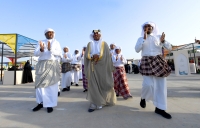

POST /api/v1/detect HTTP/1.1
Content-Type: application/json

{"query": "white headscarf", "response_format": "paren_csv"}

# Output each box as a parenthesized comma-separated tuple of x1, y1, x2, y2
(44, 28, 56, 39)
(63, 46, 70, 52)
(73, 49, 80, 56)
(114, 46, 122, 55)
(141, 21, 159, 36)
(44, 28, 56, 41)
(89, 29, 102, 41)
(44, 28, 54, 34)
(110, 43, 116, 46)
(89, 29, 103, 55)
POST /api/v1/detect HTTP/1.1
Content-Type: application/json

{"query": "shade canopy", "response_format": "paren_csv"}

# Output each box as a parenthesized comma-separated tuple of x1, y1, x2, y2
(0, 34, 38, 58)
(172, 43, 200, 51)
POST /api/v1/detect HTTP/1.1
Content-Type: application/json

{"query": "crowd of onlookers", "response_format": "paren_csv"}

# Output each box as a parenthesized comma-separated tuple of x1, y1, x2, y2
(124, 62, 139, 74)
(167, 60, 175, 71)
(0, 63, 34, 71)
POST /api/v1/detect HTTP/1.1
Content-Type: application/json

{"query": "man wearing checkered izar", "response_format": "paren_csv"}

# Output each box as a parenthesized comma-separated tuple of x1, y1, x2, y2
(135, 22, 172, 119)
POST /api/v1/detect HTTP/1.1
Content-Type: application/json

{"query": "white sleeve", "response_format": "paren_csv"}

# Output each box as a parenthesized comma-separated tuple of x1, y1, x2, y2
(112, 55, 117, 64)
(135, 37, 145, 53)
(162, 40, 172, 50)
(77, 55, 82, 61)
(62, 54, 73, 63)
(34, 42, 43, 56)
(121, 56, 127, 64)
(158, 35, 172, 50)
(50, 41, 62, 56)
(117, 55, 127, 64)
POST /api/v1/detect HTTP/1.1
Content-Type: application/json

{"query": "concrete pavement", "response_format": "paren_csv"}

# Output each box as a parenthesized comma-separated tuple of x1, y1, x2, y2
(0, 73, 199, 128)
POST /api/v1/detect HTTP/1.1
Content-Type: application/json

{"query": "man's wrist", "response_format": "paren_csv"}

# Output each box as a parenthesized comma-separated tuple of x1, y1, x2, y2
(161, 40, 165, 43)
(143, 38, 146, 42)
(40, 48, 44, 52)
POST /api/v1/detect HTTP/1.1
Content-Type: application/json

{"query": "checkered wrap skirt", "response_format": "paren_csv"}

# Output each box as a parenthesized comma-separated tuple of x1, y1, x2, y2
(71, 64, 81, 71)
(82, 65, 88, 89)
(113, 66, 132, 99)
(61, 62, 72, 73)
(140, 55, 171, 77)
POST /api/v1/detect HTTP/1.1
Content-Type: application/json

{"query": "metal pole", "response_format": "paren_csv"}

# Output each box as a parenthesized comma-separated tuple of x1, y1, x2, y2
(31, 56, 32, 65)
(1, 44, 4, 81)
(14, 34, 18, 85)
(192, 43, 197, 73)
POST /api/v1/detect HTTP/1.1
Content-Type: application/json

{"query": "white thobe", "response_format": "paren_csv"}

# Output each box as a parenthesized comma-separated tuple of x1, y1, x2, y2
(55, 53, 62, 92)
(71, 54, 81, 84)
(61, 52, 73, 89)
(110, 49, 115, 56)
(89, 40, 102, 57)
(135, 34, 172, 110)
(112, 54, 127, 67)
(79, 58, 83, 79)
(79, 54, 85, 79)
(34, 39, 62, 107)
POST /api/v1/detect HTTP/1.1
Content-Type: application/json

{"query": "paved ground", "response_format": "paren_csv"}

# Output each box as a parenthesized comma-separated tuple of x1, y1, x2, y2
(0, 73, 199, 128)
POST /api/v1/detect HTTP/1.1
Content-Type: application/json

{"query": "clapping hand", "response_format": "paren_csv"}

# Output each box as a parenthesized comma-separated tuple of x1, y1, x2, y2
(120, 55, 123, 61)
(47, 41, 51, 51)
(93, 54, 99, 65)
(64, 54, 67, 58)
(144, 27, 148, 40)
(160, 32, 165, 43)
(39, 41, 44, 52)
(116, 55, 118, 61)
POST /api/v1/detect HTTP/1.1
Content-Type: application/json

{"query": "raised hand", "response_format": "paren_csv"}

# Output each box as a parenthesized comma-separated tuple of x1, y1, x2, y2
(47, 41, 51, 51)
(81, 49, 85, 57)
(160, 32, 165, 43)
(39, 41, 44, 52)
(120, 55, 123, 61)
(64, 54, 67, 58)
(144, 27, 148, 39)
(116, 55, 118, 61)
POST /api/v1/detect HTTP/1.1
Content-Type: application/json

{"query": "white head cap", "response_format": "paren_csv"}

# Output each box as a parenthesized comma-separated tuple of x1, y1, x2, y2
(44, 28, 55, 38)
(73, 49, 79, 55)
(115, 46, 121, 50)
(141, 21, 159, 36)
(44, 28, 55, 34)
(110, 43, 116, 46)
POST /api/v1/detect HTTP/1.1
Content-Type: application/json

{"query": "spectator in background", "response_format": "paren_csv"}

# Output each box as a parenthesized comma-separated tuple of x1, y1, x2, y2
(22, 60, 33, 83)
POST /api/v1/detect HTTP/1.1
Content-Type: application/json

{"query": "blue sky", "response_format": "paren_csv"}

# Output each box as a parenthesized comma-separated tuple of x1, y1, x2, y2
(1, 0, 200, 62)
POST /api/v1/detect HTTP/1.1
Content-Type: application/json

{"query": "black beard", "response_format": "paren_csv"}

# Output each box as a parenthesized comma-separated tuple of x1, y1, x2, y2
(147, 31, 151, 34)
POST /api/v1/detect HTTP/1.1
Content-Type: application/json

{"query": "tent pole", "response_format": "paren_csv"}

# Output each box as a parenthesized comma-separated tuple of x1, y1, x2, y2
(1, 43, 4, 81)
(31, 56, 32, 65)
(192, 43, 197, 73)
(14, 34, 18, 85)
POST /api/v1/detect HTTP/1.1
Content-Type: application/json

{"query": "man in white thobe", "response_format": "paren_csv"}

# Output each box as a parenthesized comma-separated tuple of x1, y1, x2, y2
(55, 49, 62, 96)
(110, 43, 116, 56)
(71, 50, 81, 86)
(135, 22, 172, 119)
(33, 28, 62, 113)
(61, 46, 73, 91)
